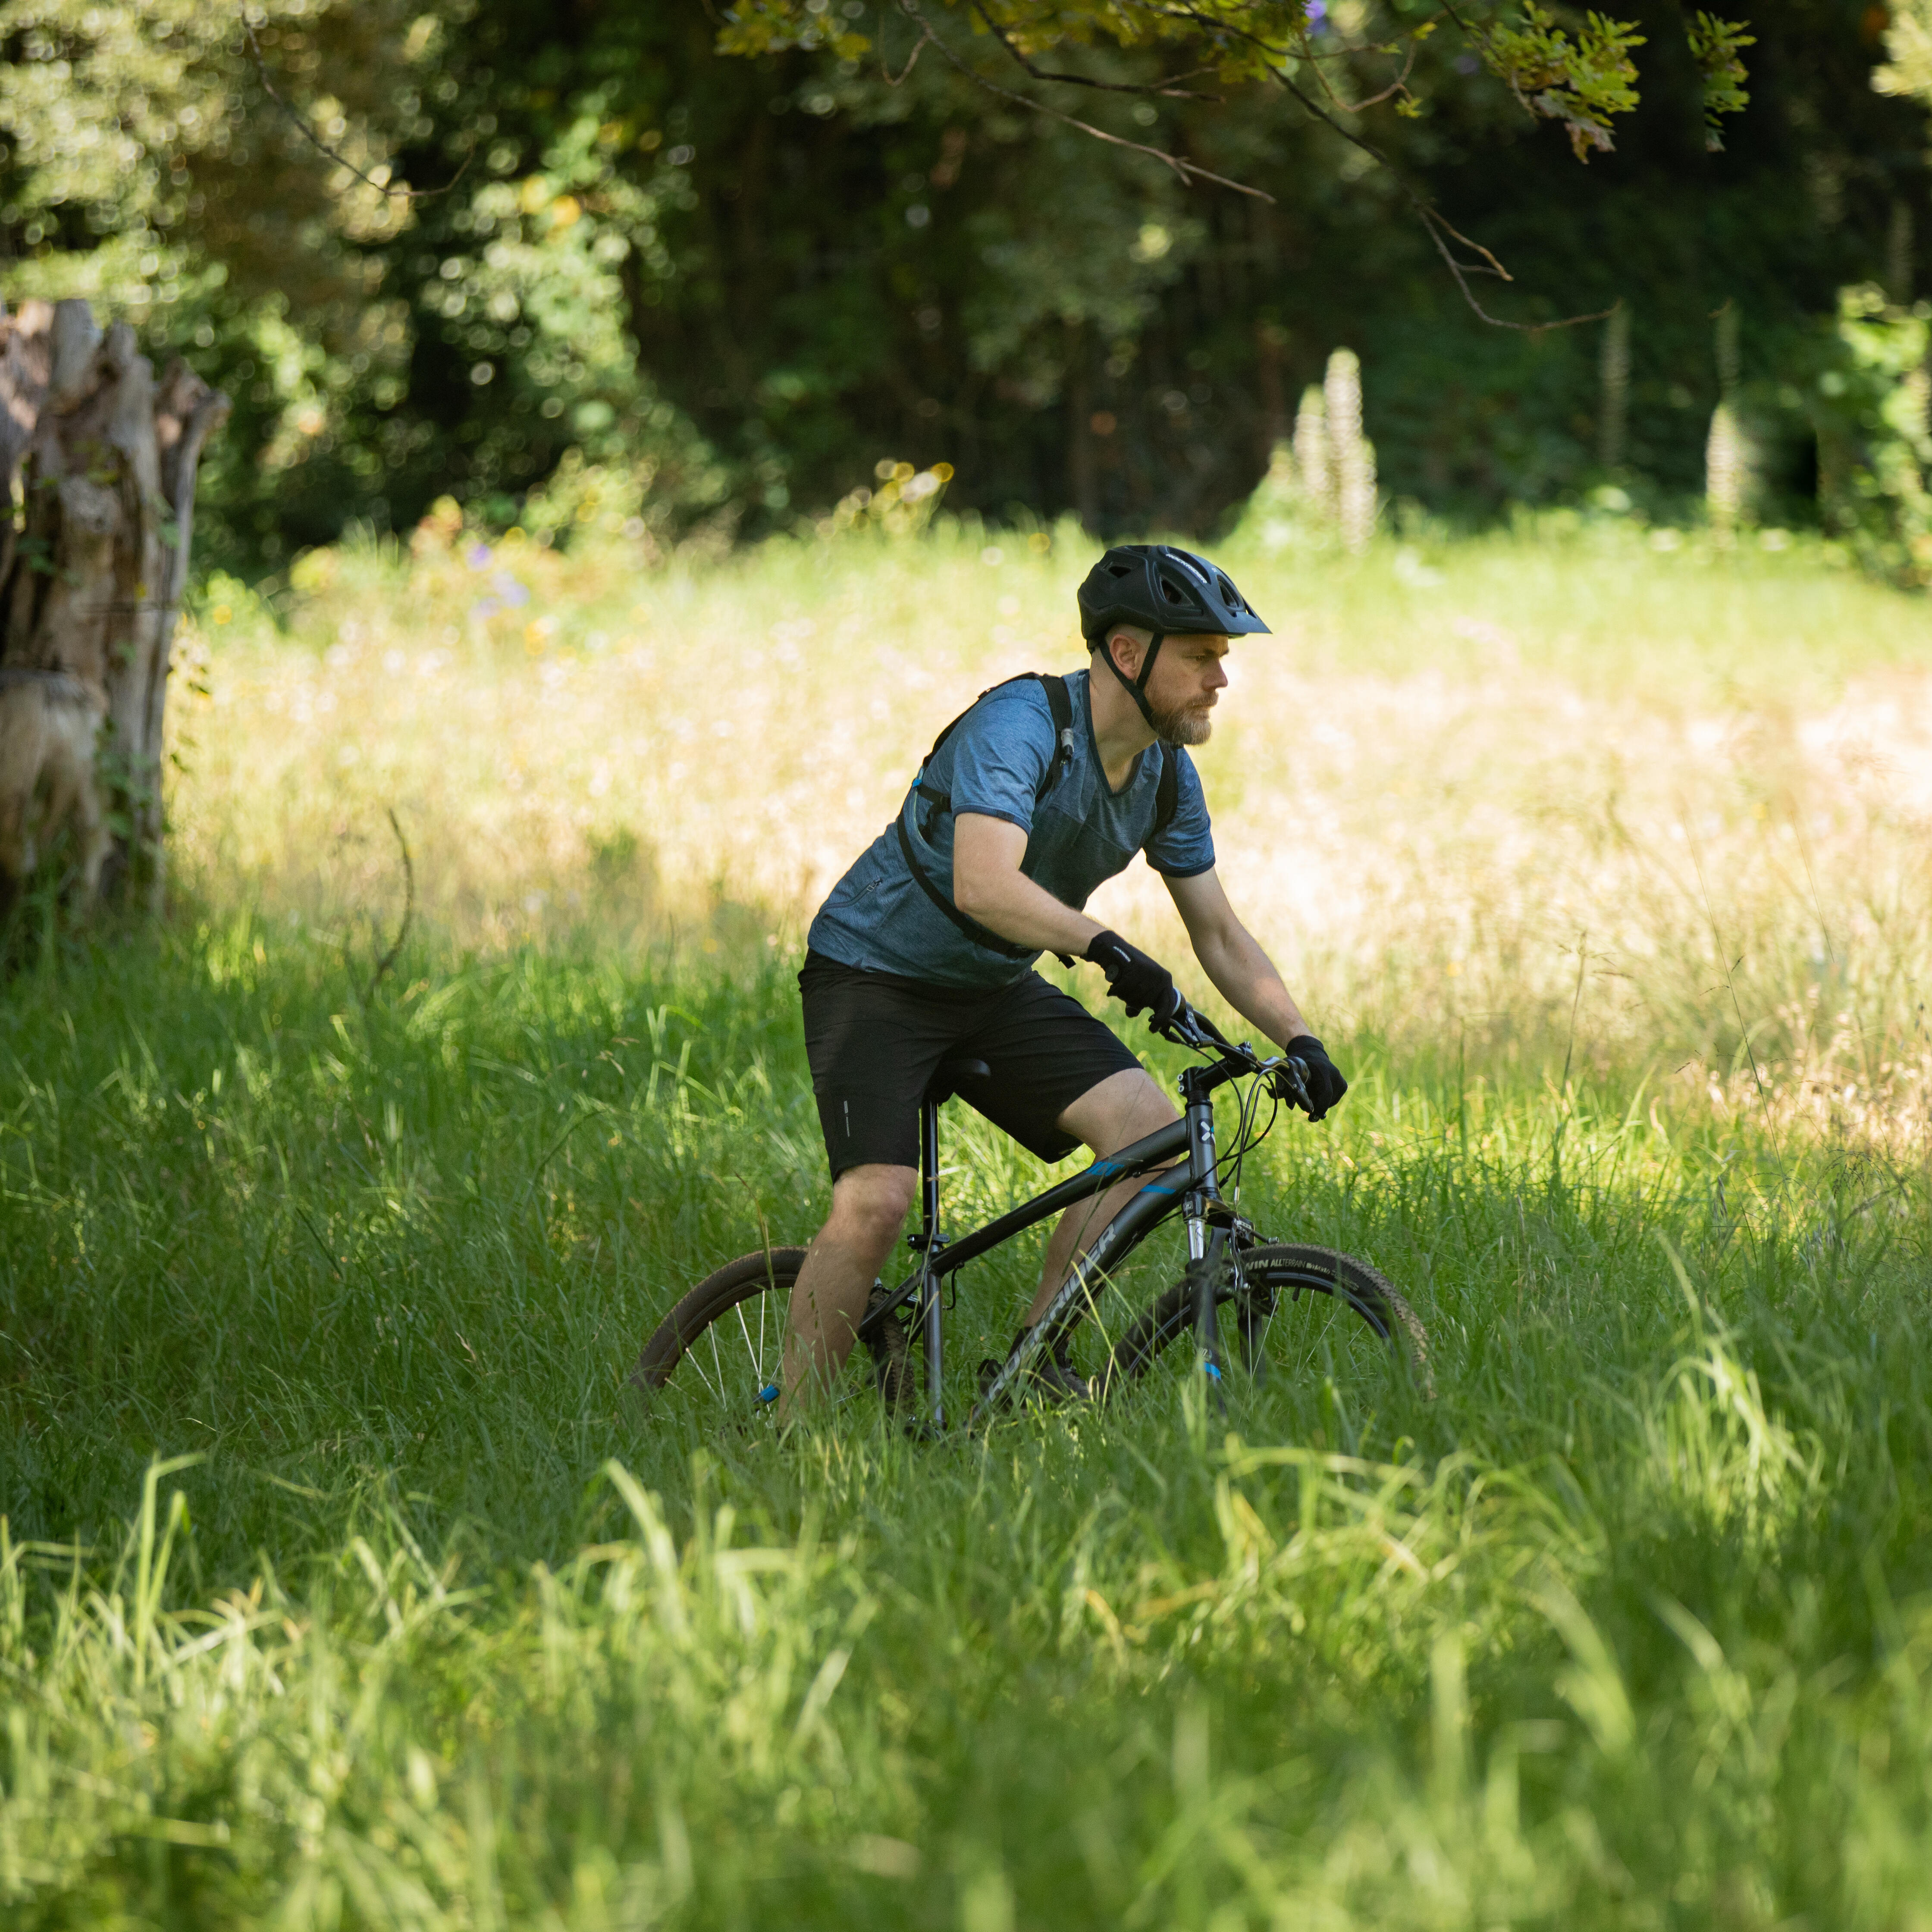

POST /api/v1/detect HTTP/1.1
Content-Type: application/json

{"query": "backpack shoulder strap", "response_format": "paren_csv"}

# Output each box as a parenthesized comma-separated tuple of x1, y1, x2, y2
(1152, 741, 1180, 842)
(1035, 673, 1076, 802)
(895, 672, 1079, 962)
(894, 814, 1034, 960)
(920, 671, 1050, 768)
(914, 671, 1077, 819)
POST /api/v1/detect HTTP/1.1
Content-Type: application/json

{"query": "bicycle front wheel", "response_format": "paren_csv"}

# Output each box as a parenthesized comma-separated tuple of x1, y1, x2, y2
(1098, 1243, 1432, 1400)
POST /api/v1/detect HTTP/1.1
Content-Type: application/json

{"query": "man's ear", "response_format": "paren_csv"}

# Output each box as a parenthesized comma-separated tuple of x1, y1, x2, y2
(1104, 628, 1142, 679)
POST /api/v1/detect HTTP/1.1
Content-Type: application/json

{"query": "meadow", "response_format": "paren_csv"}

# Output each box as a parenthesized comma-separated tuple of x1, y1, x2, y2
(5, 507, 1932, 1927)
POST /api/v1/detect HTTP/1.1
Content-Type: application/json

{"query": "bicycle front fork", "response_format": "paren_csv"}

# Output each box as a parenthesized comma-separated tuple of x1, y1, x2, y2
(1186, 1202, 1229, 1405)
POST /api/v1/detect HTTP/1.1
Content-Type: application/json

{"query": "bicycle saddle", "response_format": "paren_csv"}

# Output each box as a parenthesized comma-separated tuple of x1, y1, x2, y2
(925, 1057, 991, 1105)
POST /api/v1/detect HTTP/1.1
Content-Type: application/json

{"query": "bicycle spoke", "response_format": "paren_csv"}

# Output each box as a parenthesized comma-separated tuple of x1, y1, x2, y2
(686, 1336, 724, 1406)
(734, 1301, 762, 1378)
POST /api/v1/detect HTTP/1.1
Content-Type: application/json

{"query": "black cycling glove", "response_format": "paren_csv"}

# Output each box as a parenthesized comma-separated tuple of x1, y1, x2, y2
(1083, 929, 1183, 1028)
(1279, 1035, 1348, 1120)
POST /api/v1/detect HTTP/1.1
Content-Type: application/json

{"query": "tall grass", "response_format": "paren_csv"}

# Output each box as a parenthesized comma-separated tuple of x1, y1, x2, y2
(3, 519, 1932, 1924)
(177, 513, 1932, 1137)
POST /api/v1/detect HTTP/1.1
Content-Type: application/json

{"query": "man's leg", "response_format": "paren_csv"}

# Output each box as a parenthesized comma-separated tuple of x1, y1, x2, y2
(780, 1161, 917, 1416)
(1023, 1067, 1179, 1327)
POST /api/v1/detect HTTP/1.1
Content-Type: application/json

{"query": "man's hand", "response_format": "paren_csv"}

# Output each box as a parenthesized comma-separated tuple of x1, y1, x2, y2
(1084, 929, 1183, 1028)
(1280, 1035, 1348, 1120)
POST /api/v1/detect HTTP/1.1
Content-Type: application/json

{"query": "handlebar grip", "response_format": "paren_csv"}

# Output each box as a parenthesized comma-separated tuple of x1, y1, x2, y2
(1273, 1055, 1315, 1116)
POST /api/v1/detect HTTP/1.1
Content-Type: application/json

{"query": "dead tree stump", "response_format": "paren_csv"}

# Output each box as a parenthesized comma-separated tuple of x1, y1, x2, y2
(0, 297, 229, 915)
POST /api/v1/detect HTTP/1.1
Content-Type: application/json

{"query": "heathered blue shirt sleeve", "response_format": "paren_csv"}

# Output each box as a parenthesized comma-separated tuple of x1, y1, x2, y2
(1143, 747, 1216, 878)
(942, 684, 1058, 834)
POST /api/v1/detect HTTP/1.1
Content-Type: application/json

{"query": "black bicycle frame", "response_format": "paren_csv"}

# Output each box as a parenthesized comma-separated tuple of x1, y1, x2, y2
(865, 1054, 1252, 1430)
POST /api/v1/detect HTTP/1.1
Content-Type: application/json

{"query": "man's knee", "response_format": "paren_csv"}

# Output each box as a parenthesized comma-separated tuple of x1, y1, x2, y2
(826, 1163, 917, 1248)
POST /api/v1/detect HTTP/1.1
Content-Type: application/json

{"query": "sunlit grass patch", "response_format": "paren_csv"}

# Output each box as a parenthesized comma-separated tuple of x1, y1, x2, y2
(171, 515, 1932, 1148)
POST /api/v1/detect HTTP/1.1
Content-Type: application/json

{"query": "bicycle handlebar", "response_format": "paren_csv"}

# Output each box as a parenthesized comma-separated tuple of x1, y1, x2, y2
(1153, 999, 1315, 1117)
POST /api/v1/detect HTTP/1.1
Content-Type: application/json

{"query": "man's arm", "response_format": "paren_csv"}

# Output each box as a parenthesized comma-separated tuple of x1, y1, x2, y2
(1164, 867, 1311, 1048)
(952, 814, 1101, 956)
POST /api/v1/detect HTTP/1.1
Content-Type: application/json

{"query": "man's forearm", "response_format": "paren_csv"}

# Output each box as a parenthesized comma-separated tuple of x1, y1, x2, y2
(955, 864, 1103, 957)
(1194, 927, 1310, 1048)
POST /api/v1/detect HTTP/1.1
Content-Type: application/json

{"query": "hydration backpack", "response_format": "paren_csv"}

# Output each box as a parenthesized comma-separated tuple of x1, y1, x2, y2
(894, 672, 1179, 961)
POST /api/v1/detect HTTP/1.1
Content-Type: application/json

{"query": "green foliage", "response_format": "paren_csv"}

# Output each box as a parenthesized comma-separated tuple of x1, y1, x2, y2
(715, 0, 1753, 160)
(1875, 0, 1932, 102)
(1812, 285, 1932, 587)
(1686, 11, 1756, 152)
(0, 0, 1921, 574)
(1473, 3, 1644, 160)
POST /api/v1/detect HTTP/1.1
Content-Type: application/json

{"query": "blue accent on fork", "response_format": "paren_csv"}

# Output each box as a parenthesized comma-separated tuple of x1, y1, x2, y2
(757, 1383, 781, 1404)
(1204, 1362, 1222, 1381)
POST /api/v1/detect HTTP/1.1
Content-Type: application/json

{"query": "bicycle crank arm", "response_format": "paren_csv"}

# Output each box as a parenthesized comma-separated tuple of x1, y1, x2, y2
(855, 1271, 923, 1343)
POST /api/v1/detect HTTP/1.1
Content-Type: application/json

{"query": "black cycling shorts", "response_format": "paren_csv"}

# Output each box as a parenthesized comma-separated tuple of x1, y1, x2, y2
(799, 950, 1142, 1178)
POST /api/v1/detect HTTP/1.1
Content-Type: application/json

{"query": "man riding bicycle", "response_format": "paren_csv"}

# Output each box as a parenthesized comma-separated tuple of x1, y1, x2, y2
(782, 544, 1348, 1411)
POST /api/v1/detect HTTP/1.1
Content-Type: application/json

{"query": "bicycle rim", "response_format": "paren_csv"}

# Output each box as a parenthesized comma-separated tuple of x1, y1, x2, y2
(627, 1247, 809, 1428)
(1098, 1242, 1432, 1399)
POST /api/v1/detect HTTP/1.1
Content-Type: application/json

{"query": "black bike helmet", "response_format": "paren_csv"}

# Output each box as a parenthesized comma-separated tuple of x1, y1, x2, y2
(1076, 544, 1270, 733)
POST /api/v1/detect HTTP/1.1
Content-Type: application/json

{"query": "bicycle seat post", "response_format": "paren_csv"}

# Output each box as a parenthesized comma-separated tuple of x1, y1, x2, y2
(918, 1092, 941, 1255)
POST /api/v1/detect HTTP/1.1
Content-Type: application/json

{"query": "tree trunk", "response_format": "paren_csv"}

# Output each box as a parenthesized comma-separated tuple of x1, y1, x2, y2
(0, 298, 229, 913)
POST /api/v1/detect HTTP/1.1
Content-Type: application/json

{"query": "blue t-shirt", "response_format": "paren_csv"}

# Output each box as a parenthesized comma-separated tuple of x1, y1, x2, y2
(808, 669, 1216, 990)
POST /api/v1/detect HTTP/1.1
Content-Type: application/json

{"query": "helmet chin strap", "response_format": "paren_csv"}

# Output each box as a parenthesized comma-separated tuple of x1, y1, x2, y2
(1101, 630, 1167, 737)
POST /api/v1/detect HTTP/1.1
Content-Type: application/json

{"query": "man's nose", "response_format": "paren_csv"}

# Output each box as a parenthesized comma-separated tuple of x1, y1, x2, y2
(1206, 661, 1229, 690)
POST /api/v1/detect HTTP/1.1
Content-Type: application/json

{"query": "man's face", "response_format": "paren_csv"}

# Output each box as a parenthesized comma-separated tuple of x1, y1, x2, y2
(1113, 630, 1230, 745)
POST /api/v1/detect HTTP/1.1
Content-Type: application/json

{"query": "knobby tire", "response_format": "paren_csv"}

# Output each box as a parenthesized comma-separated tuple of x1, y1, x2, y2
(1097, 1242, 1432, 1399)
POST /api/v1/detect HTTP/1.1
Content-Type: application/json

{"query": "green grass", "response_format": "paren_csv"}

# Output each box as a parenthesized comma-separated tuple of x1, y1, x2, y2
(5, 899, 1932, 1929)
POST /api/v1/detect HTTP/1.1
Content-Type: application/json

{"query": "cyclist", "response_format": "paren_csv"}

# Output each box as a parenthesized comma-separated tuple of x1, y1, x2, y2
(781, 543, 1348, 1411)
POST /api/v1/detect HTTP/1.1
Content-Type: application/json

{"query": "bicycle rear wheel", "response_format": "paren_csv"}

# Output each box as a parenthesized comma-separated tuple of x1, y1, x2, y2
(627, 1247, 807, 1426)
(1098, 1242, 1432, 1399)
(628, 1248, 911, 1428)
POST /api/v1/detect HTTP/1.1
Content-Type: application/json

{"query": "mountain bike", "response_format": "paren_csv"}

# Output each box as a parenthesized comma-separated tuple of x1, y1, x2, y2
(628, 1001, 1430, 1431)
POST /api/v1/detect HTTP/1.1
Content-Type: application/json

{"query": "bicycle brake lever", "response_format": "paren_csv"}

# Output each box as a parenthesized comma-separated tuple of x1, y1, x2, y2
(1152, 1001, 1204, 1048)
(1272, 1056, 1315, 1116)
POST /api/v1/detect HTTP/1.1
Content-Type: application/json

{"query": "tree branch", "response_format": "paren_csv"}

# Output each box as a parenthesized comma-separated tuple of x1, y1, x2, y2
(240, 9, 472, 202)
(365, 808, 415, 1002)
(969, 1, 1223, 99)
(883, 16, 935, 84)
(897, 0, 1273, 201)
(1143, 0, 1611, 331)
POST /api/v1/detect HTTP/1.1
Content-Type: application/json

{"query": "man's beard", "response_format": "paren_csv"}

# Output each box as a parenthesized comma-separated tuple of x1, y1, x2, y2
(1151, 696, 1214, 745)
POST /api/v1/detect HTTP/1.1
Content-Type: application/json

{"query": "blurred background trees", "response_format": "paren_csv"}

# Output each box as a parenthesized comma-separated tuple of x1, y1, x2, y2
(2, 0, 1928, 575)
